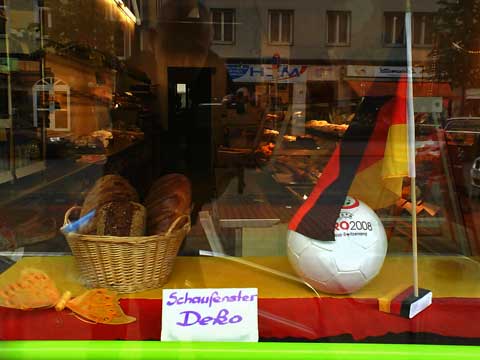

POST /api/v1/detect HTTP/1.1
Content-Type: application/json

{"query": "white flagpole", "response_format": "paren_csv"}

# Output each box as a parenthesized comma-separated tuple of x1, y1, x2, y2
(405, 0, 419, 297)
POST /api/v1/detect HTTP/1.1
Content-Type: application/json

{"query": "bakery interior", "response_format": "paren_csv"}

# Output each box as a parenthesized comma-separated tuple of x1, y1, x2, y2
(0, 0, 479, 271)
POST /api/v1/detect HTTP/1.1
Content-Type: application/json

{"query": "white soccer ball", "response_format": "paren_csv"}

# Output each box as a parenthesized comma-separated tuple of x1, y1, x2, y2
(287, 196, 387, 294)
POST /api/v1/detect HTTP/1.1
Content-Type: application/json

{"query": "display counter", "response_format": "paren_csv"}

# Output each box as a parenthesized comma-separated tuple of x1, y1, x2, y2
(1, 255, 479, 343)
(0, 136, 143, 208)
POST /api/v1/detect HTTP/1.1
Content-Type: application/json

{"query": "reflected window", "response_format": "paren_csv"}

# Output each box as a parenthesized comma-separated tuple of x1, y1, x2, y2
(413, 13, 435, 46)
(327, 11, 350, 46)
(0, 73, 7, 119)
(34, 0, 52, 33)
(176, 83, 187, 110)
(268, 10, 293, 45)
(211, 8, 235, 44)
(384, 12, 405, 46)
(114, 22, 131, 59)
(0, 1, 6, 54)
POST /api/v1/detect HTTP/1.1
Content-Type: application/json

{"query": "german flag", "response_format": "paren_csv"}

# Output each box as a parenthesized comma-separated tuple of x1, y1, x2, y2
(289, 80, 408, 241)
(379, 286, 433, 318)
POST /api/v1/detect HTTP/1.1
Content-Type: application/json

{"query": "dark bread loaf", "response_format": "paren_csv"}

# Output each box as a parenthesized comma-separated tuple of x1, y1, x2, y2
(145, 174, 191, 235)
(96, 201, 146, 236)
(145, 174, 191, 207)
(80, 175, 139, 234)
(147, 210, 189, 235)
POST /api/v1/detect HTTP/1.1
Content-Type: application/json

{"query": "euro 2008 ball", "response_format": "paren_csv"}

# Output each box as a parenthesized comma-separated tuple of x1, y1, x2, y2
(287, 196, 387, 294)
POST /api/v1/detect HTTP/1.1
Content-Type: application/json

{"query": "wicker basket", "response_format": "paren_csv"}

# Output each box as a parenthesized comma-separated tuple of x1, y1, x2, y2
(62, 206, 190, 293)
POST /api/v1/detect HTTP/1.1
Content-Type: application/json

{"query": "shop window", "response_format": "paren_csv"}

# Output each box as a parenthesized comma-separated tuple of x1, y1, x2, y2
(413, 12, 435, 46)
(34, 1, 52, 30)
(156, 0, 164, 17)
(138, 0, 145, 23)
(0, 6, 5, 35)
(0, 73, 8, 119)
(327, 11, 350, 46)
(268, 10, 293, 45)
(211, 9, 235, 44)
(114, 22, 131, 60)
(384, 12, 405, 46)
(0, 6, 6, 55)
(104, 0, 114, 20)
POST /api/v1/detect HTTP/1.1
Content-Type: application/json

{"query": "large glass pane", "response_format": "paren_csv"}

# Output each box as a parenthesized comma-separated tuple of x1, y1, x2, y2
(212, 10, 222, 41)
(223, 10, 234, 42)
(339, 12, 348, 44)
(395, 13, 405, 44)
(270, 11, 279, 42)
(0, 73, 7, 119)
(384, 13, 394, 44)
(424, 14, 434, 45)
(1, 0, 480, 354)
(413, 14, 422, 44)
(327, 13, 336, 44)
(281, 11, 291, 43)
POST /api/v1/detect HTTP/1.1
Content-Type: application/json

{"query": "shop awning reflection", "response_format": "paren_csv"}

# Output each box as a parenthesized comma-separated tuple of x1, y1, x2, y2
(348, 81, 453, 98)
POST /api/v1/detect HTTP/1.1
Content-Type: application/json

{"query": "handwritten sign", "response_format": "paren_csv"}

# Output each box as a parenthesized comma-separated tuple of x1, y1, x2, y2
(161, 288, 258, 342)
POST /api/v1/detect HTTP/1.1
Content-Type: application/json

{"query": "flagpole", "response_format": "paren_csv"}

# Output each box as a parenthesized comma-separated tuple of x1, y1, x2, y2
(405, 0, 419, 297)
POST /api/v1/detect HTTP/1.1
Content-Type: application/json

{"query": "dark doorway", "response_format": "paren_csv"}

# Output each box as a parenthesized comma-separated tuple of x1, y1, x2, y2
(306, 81, 336, 120)
(165, 67, 214, 222)
(167, 67, 212, 174)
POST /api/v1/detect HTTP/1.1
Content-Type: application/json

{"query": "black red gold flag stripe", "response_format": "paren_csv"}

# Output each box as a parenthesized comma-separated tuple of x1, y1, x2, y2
(289, 80, 408, 241)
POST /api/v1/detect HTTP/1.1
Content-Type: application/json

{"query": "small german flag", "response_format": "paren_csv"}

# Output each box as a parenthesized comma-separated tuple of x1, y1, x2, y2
(379, 286, 433, 318)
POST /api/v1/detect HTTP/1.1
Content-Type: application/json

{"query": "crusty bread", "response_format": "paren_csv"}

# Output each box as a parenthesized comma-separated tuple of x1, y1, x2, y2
(96, 201, 146, 237)
(80, 175, 139, 234)
(145, 174, 191, 235)
(146, 174, 191, 207)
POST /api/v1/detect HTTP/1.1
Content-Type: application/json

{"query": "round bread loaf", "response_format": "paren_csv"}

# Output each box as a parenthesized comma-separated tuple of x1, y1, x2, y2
(147, 210, 188, 235)
(80, 175, 139, 234)
(146, 174, 191, 205)
(96, 201, 146, 237)
(81, 175, 138, 215)
(145, 174, 192, 235)
(146, 193, 190, 215)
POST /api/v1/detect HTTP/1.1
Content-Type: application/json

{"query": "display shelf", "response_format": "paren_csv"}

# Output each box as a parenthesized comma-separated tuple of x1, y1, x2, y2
(1, 255, 480, 343)
(273, 148, 329, 156)
(0, 162, 90, 208)
(0, 170, 13, 185)
(15, 161, 46, 179)
(0, 138, 143, 208)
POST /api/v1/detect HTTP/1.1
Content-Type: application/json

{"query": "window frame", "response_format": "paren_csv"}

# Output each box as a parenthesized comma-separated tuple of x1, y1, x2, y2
(113, 22, 132, 60)
(211, 8, 236, 45)
(33, 1, 53, 30)
(268, 9, 294, 46)
(383, 11, 405, 47)
(0, 3, 6, 46)
(412, 12, 435, 47)
(326, 10, 351, 47)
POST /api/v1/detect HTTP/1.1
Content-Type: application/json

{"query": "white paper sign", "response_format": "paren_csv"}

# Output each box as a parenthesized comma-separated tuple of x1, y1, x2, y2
(161, 288, 258, 342)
